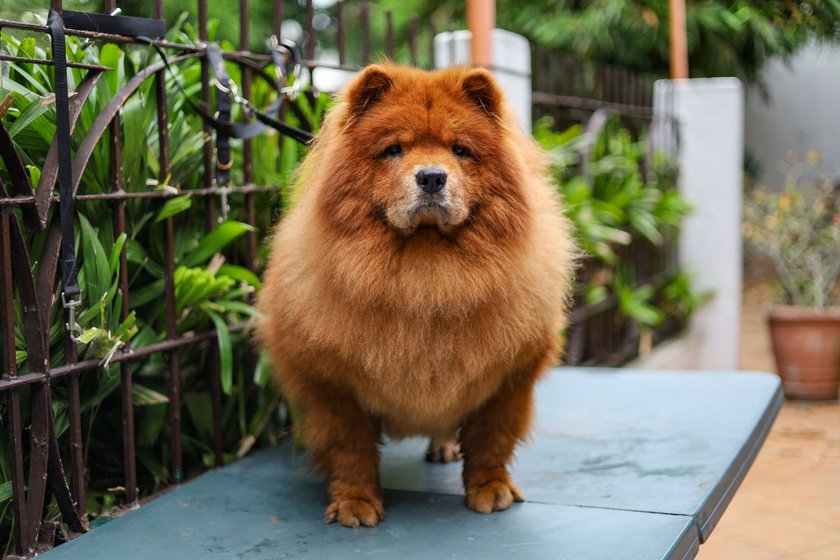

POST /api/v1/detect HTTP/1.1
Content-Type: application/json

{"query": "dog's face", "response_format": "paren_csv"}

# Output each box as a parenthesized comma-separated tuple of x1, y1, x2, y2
(320, 65, 525, 238)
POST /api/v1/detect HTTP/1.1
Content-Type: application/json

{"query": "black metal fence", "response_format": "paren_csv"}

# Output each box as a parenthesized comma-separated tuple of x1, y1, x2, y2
(532, 47, 656, 128)
(0, 3, 674, 557)
(530, 47, 681, 367)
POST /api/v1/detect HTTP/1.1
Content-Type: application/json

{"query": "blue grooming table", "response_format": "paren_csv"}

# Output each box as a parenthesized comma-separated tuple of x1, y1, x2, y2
(40, 368, 782, 560)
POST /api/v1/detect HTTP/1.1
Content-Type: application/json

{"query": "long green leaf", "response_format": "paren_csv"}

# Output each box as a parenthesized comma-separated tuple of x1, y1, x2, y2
(0, 480, 12, 503)
(217, 264, 262, 290)
(155, 195, 192, 223)
(132, 384, 169, 406)
(206, 310, 233, 395)
(78, 214, 111, 310)
(182, 221, 255, 267)
(109, 233, 127, 277)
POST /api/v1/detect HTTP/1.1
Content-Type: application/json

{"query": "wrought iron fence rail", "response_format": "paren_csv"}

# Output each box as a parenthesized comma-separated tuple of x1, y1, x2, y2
(531, 91, 654, 119)
(0, 183, 282, 207)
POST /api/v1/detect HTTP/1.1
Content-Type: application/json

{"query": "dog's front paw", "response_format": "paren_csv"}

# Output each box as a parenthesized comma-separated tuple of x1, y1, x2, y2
(324, 496, 385, 528)
(465, 475, 524, 514)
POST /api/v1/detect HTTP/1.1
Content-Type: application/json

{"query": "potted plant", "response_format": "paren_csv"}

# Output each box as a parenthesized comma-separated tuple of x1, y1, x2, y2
(743, 181, 840, 399)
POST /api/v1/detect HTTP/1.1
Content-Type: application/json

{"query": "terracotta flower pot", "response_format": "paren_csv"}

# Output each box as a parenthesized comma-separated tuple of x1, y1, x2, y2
(767, 306, 840, 400)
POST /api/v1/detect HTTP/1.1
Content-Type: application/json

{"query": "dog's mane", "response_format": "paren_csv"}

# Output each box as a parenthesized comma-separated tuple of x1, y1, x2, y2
(257, 66, 576, 414)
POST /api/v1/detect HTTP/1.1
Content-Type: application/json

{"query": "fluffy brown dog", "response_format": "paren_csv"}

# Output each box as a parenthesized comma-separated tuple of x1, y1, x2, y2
(257, 64, 575, 528)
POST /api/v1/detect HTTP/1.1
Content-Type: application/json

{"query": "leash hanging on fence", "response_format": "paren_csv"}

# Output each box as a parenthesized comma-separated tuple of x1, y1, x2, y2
(136, 38, 314, 145)
(47, 9, 167, 340)
(59, 8, 314, 169)
(204, 39, 312, 185)
(133, 35, 314, 195)
(47, 9, 82, 338)
(45, 9, 313, 333)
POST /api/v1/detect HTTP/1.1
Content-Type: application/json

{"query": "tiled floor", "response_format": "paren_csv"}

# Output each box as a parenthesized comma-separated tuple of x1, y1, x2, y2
(697, 284, 840, 559)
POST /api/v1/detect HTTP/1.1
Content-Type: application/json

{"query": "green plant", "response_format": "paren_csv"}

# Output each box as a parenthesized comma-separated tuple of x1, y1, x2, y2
(536, 115, 699, 337)
(614, 271, 664, 328)
(380, 0, 840, 86)
(743, 179, 840, 308)
(537, 116, 690, 264)
(661, 271, 711, 320)
(0, 13, 328, 552)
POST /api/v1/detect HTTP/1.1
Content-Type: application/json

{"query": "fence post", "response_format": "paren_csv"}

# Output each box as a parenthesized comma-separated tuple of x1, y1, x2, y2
(434, 29, 532, 134)
(650, 78, 744, 370)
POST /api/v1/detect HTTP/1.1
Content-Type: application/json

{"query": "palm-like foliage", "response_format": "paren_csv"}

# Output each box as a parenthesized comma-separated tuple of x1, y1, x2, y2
(379, 0, 840, 84)
(0, 14, 328, 552)
(536, 115, 699, 332)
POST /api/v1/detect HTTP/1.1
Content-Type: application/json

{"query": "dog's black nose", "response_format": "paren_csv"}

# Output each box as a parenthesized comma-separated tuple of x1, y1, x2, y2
(415, 167, 447, 194)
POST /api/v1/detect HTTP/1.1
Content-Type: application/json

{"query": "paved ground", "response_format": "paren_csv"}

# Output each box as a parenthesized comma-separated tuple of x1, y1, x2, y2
(697, 283, 840, 559)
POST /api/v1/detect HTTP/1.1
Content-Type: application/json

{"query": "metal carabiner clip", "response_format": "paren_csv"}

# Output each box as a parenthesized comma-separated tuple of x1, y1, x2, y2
(213, 76, 238, 97)
(62, 292, 83, 343)
(268, 35, 304, 101)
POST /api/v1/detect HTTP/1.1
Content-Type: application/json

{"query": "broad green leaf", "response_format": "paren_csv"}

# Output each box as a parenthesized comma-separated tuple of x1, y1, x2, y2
(182, 221, 255, 267)
(76, 327, 107, 345)
(129, 278, 165, 309)
(26, 165, 41, 185)
(99, 43, 125, 96)
(215, 300, 259, 318)
(109, 233, 128, 277)
(253, 351, 272, 387)
(155, 195, 192, 223)
(136, 404, 167, 446)
(184, 392, 214, 440)
(0, 480, 12, 503)
(206, 310, 233, 395)
(78, 214, 111, 309)
(217, 264, 262, 290)
(132, 384, 169, 406)
(585, 285, 609, 307)
(7, 98, 52, 138)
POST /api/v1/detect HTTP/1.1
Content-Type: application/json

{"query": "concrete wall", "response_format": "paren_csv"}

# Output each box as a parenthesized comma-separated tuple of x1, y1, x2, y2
(638, 79, 744, 371)
(745, 43, 840, 189)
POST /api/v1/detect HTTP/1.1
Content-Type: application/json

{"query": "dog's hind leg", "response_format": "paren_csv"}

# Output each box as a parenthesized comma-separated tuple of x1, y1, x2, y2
(425, 432, 462, 463)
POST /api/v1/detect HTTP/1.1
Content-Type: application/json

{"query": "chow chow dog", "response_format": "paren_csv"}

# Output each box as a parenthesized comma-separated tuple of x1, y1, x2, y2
(257, 64, 575, 528)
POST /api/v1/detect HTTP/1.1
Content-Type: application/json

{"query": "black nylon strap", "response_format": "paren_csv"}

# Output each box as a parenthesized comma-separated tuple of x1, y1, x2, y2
(48, 9, 80, 302)
(62, 10, 165, 39)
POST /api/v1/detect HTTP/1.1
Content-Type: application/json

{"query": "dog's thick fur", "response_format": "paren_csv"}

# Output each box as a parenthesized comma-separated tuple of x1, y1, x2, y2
(257, 64, 575, 528)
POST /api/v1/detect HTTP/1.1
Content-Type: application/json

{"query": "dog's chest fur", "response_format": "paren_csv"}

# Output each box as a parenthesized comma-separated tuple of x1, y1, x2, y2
(284, 276, 544, 434)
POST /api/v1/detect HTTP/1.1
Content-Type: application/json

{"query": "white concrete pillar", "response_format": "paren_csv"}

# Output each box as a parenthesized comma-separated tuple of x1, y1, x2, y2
(653, 78, 744, 370)
(434, 29, 532, 133)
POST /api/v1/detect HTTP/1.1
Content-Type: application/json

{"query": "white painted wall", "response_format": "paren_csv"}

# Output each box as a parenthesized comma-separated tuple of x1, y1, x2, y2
(745, 43, 840, 189)
(642, 79, 744, 371)
(434, 29, 532, 133)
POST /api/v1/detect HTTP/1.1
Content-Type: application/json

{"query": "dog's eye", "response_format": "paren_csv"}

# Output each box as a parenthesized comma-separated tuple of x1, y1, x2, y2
(381, 144, 402, 157)
(452, 144, 469, 157)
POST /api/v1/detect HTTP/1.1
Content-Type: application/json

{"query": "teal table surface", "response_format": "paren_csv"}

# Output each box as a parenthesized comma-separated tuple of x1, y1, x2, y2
(40, 368, 782, 560)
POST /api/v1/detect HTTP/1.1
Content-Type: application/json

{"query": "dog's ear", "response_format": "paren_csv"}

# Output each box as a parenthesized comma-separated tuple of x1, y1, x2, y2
(462, 69, 503, 117)
(346, 64, 393, 115)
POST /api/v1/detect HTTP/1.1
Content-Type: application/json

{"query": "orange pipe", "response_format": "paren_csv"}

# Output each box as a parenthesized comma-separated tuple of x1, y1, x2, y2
(467, 0, 495, 67)
(669, 0, 689, 79)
